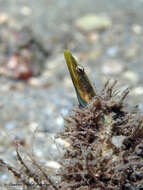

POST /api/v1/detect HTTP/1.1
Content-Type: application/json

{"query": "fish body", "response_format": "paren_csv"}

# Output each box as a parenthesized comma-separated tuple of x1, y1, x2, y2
(64, 50, 96, 107)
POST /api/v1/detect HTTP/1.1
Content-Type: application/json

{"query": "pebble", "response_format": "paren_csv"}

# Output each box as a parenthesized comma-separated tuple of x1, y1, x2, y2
(124, 44, 140, 60)
(55, 138, 70, 147)
(0, 13, 8, 24)
(45, 161, 61, 169)
(0, 53, 33, 80)
(132, 24, 142, 34)
(75, 13, 112, 31)
(102, 60, 123, 74)
(60, 108, 69, 116)
(20, 6, 32, 16)
(28, 76, 51, 88)
(1, 174, 9, 180)
(5, 121, 17, 130)
(87, 32, 99, 43)
(35, 149, 43, 157)
(106, 46, 119, 57)
(28, 77, 42, 87)
(29, 122, 39, 132)
(138, 104, 143, 112)
(88, 49, 101, 60)
(123, 71, 138, 83)
(111, 136, 126, 148)
(131, 86, 143, 95)
(56, 116, 64, 127)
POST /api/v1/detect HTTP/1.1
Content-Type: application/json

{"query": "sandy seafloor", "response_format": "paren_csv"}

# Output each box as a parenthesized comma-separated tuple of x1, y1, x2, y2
(0, 0, 143, 187)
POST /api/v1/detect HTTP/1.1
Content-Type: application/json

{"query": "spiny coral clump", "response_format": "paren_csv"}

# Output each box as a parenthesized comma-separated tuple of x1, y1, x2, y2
(58, 81, 143, 190)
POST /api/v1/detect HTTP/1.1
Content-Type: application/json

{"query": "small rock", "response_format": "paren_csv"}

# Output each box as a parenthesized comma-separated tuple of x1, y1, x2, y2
(0, 53, 33, 80)
(29, 122, 39, 132)
(5, 121, 17, 130)
(28, 77, 42, 87)
(132, 24, 142, 34)
(1, 174, 9, 180)
(55, 138, 70, 147)
(56, 116, 64, 127)
(111, 136, 126, 148)
(106, 46, 119, 57)
(87, 32, 99, 43)
(88, 49, 101, 60)
(45, 161, 61, 169)
(123, 71, 138, 83)
(138, 104, 143, 112)
(75, 13, 112, 31)
(35, 149, 43, 157)
(0, 13, 8, 24)
(28, 77, 51, 88)
(78, 53, 89, 61)
(20, 6, 32, 16)
(131, 86, 143, 95)
(60, 108, 69, 116)
(124, 44, 140, 60)
(102, 60, 123, 74)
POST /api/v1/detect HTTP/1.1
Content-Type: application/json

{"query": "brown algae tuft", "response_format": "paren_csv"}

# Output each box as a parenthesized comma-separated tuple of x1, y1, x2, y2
(58, 51, 143, 190)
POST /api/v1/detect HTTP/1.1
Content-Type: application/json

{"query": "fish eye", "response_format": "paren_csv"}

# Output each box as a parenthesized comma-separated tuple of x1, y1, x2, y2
(76, 65, 84, 73)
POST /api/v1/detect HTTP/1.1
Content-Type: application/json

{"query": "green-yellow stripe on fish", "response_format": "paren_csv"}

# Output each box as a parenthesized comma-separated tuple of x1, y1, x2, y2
(64, 50, 96, 107)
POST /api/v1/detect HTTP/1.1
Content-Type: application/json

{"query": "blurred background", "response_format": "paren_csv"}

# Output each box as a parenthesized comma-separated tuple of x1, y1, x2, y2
(0, 0, 143, 184)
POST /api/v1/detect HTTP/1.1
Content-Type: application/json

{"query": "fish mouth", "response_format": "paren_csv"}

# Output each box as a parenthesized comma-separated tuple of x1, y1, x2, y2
(64, 50, 96, 107)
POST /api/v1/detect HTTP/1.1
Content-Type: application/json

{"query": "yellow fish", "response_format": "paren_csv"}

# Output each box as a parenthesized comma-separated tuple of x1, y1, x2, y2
(64, 50, 96, 107)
